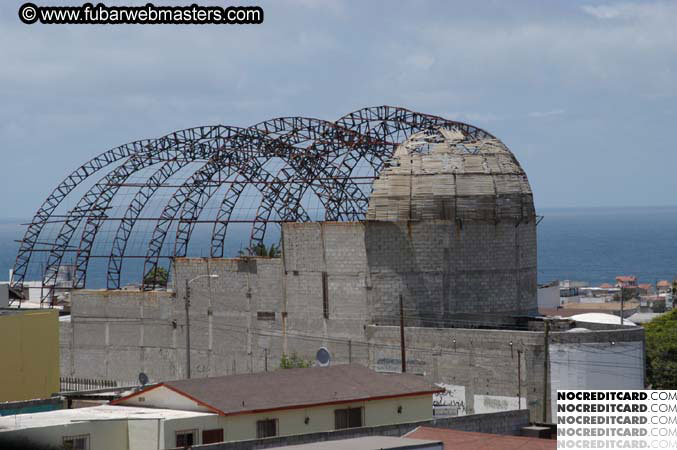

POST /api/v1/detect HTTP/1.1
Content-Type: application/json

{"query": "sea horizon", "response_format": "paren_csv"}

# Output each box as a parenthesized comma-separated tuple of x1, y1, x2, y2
(1, 204, 676, 287)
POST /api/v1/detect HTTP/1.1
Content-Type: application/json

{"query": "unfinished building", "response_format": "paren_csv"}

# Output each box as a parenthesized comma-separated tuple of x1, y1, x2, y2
(13, 106, 644, 423)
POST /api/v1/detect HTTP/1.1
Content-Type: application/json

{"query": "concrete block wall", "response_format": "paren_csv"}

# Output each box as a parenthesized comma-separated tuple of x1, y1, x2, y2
(364, 220, 537, 324)
(62, 290, 177, 382)
(60, 219, 645, 426)
(62, 219, 535, 383)
(366, 325, 546, 420)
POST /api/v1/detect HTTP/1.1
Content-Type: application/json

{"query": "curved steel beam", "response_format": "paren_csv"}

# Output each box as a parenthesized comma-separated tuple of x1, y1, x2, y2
(174, 146, 312, 260)
(41, 152, 156, 303)
(102, 158, 188, 289)
(245, 117, 381, 244)
(13, 106, 500, 297)
(209, 173, 249, 258)
(45, 126, 227, 299)
(103, 126, 239, 289)
(11, 139, 149, 292)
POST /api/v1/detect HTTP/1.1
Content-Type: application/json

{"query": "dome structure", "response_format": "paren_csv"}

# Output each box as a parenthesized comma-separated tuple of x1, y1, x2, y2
(11, 106, 495, 306)
(367, 127, 535, 223)
(364, 127, 539, 319)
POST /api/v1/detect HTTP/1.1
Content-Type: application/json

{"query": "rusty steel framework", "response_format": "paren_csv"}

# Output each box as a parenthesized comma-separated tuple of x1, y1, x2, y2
(10, 106, 492, 306)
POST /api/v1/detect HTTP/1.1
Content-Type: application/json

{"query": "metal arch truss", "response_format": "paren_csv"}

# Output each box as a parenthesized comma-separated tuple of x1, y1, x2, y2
(10, 106, 492, 306)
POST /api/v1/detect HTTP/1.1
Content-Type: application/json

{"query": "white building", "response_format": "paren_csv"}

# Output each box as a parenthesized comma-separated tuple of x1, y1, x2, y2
(0, 404, 217, 450)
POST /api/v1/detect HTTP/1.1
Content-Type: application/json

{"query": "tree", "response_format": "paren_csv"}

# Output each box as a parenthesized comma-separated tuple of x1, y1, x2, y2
(279, 352, 312, 369)
(239, 242, 281, 258)
(645, 308, 677, 389)
(143, 266, 169, 288)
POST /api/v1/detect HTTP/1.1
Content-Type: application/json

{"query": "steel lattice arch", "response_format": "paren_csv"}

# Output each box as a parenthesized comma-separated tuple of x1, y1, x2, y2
(11, 106, 494, 305)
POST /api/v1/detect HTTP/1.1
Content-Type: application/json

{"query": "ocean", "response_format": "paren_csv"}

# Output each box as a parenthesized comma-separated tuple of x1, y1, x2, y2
(1, 206, 676, 287)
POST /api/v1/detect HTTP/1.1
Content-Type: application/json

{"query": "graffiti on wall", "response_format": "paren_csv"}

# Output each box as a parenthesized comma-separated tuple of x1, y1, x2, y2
(433, 383, 466, 416)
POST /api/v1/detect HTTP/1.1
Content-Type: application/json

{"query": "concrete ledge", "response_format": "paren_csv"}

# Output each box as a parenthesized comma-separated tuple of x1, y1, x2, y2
(195, 409, 529, 449)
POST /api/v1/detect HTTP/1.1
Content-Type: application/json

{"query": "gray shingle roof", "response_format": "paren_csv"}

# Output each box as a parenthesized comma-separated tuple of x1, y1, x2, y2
(131, 364, 441, 415)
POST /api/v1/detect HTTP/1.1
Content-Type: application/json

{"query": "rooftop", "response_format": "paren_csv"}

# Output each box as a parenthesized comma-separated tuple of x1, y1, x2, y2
(405, 426, 556, 450)
(569, 313, 636, 326)
(627, 312, 665, 324)
(0, 404, 214, 432)
(616, 275, 637, 283)
(114, 364, 442, 416)
(274, 436, 442, 450)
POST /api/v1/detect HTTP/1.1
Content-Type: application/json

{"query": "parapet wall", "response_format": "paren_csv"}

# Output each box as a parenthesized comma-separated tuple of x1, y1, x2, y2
(196, 409, 531, 449)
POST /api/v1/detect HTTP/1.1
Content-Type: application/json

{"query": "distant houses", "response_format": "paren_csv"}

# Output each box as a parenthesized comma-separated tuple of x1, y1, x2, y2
(538, 275, 673, 319)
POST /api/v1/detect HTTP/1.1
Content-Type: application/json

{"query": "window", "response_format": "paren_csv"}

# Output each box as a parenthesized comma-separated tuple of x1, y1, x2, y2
(202, 428, 224, 444)
(256, 418, 278, 438)
(63, 434, 89, 450)
(334, 407, 363, 429)
(175, 429, 197, 447)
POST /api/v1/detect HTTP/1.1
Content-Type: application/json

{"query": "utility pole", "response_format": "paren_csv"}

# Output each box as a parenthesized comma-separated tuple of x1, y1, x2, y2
(620, 285, 624, 325)
(185, 278, 191, 379)
(517, 349, 522, 410)
(399, 294, 406, 373)
(264, 348, 268, 372)
(348, 340, 352, 364)
(542, 319, 550, 422)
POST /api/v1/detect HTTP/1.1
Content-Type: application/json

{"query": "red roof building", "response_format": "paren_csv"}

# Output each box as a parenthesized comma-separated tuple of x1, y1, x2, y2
(406, 426, 555, 450)
(616, 275, 637, 287)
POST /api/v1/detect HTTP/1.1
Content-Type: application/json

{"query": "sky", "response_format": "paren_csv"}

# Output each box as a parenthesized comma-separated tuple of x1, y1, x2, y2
(1, 0, 676, 219)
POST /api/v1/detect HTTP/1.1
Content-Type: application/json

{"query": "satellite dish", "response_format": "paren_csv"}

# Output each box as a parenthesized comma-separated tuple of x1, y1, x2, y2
(316, 347, 331, 367)
(138, 372, 149, 386)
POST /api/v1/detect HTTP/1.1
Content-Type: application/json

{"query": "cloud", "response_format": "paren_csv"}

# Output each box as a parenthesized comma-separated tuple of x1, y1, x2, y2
(1, 0, 677, 214)
(581, 2, 677, 21)
(528, 109, 565, 118)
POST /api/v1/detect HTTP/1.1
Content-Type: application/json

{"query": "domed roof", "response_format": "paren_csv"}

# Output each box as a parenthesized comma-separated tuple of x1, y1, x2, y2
(366, 127, 535, 222)
(570, 313, 636, 326)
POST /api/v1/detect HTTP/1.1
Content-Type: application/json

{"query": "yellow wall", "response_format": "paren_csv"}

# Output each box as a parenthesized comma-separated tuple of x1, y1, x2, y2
(0, 310, 60, 402)
(182, 394, 433, 445)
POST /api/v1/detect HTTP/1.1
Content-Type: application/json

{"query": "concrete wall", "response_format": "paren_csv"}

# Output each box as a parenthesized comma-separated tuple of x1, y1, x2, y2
(364, 221, 537, 321)
(549, 330, 645, 420)
(194, 409, 531, 450)
(61, 290, 179, 382)
(0, 309, 59, 402)
(61, 222, 643, 425)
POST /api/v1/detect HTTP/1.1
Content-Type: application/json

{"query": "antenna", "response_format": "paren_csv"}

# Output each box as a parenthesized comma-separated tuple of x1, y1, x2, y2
(316, 347, 331, 367)
(138, 372, 149, 387)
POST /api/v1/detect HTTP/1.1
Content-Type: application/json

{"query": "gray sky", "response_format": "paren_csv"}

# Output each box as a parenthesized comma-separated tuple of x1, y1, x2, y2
(1, 0, 676, 218)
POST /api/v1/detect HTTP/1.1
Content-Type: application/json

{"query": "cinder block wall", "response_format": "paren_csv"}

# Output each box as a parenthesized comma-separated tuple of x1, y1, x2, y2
(364, 220, 537, 324)
(62, 220, 643, 424)
(61, 219, 536, 384)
